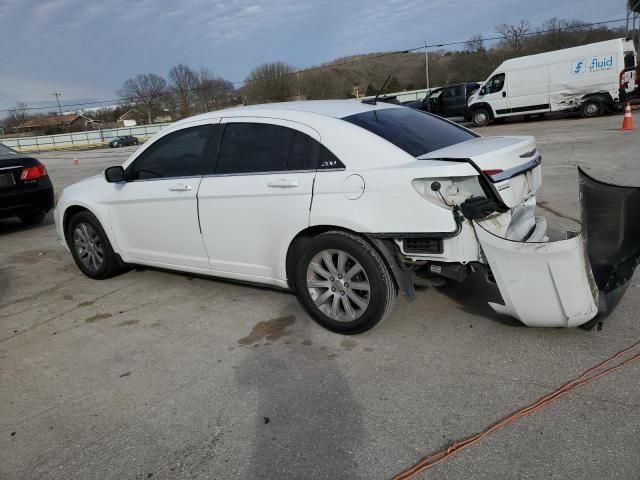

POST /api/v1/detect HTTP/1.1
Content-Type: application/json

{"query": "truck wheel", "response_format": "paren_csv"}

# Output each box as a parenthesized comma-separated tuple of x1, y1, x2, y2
(471, 108, 491, 127)
(580, 99, 602, 118)
(295, 231, 397, 334)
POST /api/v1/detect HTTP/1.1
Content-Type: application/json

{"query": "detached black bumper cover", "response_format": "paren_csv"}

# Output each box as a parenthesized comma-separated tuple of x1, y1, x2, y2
(473, 168, 639, 328)
(580, 167, 640, 318)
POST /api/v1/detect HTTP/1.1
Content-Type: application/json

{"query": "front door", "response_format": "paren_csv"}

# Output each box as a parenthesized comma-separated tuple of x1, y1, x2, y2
(198, 118, 319, 282)
(108, 123, 218, 269)
(480, 73, 510, 117)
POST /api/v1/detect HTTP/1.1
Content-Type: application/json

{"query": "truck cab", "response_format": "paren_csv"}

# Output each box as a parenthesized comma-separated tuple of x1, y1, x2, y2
(406, 83, 479, 118)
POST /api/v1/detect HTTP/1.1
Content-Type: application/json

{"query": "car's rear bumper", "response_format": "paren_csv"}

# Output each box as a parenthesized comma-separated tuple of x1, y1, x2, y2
(0, 180, 54, 220)
(474, 168, 640, 328)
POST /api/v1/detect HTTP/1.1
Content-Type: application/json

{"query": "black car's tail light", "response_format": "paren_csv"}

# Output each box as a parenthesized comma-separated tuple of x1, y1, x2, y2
(20, 162, 47, 181)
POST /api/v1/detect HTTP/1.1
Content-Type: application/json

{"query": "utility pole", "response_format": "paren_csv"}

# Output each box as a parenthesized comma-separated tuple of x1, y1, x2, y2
(424, 42, 430, 90)
(52, 91, 64, 131)
(52, 92, 63, 116)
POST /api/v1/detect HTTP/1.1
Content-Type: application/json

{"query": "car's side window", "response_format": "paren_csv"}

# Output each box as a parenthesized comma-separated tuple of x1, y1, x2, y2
(130, 125, 213, 180)
(485, 73, 506, 94)
(289, 131, 320, 171)
(215, 123, 292, 174)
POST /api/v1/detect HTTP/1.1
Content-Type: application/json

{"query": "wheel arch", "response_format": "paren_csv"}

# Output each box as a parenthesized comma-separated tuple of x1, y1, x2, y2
(284, 225, 415, 300)
(468, 102, 495, 119)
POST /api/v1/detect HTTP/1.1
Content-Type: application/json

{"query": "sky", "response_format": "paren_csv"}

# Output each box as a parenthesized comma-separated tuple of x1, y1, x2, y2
(0, 0, 626, 112)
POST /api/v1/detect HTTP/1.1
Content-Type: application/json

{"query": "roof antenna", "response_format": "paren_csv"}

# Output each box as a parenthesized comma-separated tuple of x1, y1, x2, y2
(362, 75, 391, 105)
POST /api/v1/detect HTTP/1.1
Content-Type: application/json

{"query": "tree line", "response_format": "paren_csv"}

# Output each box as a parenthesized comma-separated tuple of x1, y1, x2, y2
(1, 18, 628, 132)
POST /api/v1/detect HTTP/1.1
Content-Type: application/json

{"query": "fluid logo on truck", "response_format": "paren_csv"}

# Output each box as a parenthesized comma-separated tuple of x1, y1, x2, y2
(572, 56, 615, 75)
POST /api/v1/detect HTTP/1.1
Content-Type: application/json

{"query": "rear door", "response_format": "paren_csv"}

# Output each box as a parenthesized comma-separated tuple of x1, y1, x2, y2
(198, 118, 319, 281)
(441, 85, 466, 117)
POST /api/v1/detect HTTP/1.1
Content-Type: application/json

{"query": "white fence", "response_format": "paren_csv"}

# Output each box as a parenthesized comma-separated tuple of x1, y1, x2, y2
(0, 123, 172, 153)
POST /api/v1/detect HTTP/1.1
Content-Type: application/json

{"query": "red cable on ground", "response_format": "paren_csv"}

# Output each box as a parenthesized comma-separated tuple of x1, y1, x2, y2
(393, 339, 640, 480)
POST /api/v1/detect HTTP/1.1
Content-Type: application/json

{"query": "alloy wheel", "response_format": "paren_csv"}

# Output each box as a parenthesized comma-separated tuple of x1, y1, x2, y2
(73, 222, 105, 272)
(306, 249, 370, 322)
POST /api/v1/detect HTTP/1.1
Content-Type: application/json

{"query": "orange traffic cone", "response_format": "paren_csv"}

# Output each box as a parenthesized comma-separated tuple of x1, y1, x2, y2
(621, 102, 634, 131)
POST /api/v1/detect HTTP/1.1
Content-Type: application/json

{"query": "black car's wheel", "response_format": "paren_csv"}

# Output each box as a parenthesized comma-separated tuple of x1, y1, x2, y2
(67, 210, 125, 279)
(471, 108, 491, 127)
(112, 142, 119, 148)
(294, 231, 397, 334)
(580, 99, 602, 118)
(19, 213, 45, 225)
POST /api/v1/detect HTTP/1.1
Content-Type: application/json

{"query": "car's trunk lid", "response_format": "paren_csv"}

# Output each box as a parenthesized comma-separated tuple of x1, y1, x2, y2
(418, 136, 542, 208)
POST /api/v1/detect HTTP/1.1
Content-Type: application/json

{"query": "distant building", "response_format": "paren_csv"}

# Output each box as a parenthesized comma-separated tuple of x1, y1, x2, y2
(15, 113, 102, 136)
(117, 109, 172, 126)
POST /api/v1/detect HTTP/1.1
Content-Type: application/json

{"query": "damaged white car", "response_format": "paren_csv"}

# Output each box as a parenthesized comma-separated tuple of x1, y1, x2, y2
(54, 100, 640, 334)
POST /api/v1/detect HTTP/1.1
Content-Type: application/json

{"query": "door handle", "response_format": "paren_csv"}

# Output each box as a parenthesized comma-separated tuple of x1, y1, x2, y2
(267, 178, 299, 188)
(168, 183, 193, 191)
(502, 91, 507, 98)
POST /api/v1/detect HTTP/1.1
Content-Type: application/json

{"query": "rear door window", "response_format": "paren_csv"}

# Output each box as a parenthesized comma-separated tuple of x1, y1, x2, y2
(342, 107, 476, 157)
(289, 131, 319, 170)
(216, 123, 292, 174)
(130, 125, 213, 180)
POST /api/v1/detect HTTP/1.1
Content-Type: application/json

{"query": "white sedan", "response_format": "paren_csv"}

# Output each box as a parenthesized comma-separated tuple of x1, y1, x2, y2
(54, 100, 638, 333)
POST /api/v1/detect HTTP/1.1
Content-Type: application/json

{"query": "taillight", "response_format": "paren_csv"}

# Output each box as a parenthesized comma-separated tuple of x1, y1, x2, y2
(20, 163, 47, 181)
(483, 169, 504, 181)
(620, 69, 626, 89)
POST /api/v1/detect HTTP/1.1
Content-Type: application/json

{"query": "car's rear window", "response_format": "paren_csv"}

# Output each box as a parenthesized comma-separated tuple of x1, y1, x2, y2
(342, 107, 477, 157)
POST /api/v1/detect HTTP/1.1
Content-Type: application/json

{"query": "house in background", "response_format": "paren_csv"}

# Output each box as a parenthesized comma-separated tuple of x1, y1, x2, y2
(117, 109, 146, 127)
(15, 113, 102, 136)
(117, 109, 173, 126)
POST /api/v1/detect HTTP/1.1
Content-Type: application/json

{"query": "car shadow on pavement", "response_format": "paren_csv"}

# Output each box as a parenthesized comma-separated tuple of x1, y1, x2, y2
(0, 214, 54, 236)
(234, 319, 364, 479)
(436, 267, 523, 327)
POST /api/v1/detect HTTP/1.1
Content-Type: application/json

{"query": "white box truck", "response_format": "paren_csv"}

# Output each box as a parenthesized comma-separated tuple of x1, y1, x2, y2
(467, 38, 638, 126)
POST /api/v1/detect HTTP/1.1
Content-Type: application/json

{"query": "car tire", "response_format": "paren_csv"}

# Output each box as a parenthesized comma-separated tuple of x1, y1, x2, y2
(471, 108, 491, 127)
(67, 210, 126, 280)
(580, 99, 602, 118)
(294, 230, 397, 334)
(19, 213, 45, 225)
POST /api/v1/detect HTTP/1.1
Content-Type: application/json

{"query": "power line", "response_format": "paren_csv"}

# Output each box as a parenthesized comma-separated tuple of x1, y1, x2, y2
(1, 17, 627, 115)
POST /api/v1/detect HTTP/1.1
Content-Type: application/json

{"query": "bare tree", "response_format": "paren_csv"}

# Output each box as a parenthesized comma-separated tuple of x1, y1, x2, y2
(495, 20, 532, 54)
(194, 68, 234, 112)
(4, 102, 28, 131)
(244, 62, 296, 103)
(466, 34, 485, 53)
(168, 64, 198, 118)
(118, 74, 167, 124)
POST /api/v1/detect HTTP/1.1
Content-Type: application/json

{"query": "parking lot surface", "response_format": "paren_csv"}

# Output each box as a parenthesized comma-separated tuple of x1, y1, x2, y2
(1, 114, 640, 479)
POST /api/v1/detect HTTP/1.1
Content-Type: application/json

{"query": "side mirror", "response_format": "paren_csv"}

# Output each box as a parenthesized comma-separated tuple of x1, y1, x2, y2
(480, 87, 486, 95)
(105, 166, 125, 183)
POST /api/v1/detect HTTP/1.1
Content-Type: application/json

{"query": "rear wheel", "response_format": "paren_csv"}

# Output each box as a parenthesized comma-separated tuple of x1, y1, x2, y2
(580, 99, 602, 118)
(295, 231, 396, 334)
(68, 211, 126, 279)
(471, 108, 491, 127)
(20, 213, 45, 225)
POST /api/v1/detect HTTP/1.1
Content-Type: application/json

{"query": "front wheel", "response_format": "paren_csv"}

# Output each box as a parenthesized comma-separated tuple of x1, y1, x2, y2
(67, 210, 126, 279)
(294, 231, 397, 334)
(471, 108, 491, 127)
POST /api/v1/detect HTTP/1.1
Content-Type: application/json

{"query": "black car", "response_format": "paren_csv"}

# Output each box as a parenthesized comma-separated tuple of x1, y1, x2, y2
(0, 143, 54, 225)
(109, 135, 139, 148)
(405, 82, 480, 119)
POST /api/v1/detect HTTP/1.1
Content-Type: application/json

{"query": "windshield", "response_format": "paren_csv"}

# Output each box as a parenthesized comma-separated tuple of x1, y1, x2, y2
(342, 107, 477, 157)
(0, 143, 17, 155)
